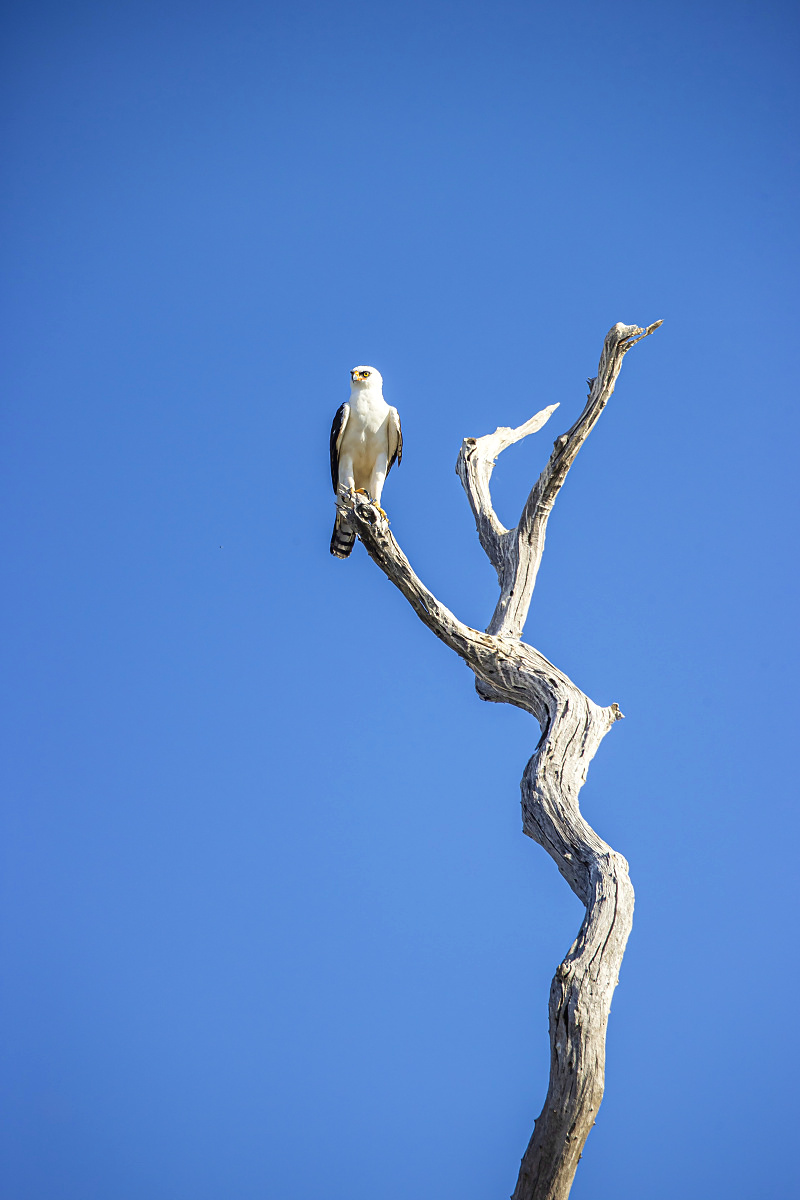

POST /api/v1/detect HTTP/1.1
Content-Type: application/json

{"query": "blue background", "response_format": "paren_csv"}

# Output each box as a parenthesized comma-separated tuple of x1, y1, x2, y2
(2, 2, 798, 1197)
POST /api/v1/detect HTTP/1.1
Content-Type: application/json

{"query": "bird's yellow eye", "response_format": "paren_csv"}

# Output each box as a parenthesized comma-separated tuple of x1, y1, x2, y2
(362, 371, 370, 377)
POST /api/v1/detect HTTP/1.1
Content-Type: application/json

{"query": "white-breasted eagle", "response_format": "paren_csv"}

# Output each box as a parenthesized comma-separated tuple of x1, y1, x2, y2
(329, 365, 403, 559)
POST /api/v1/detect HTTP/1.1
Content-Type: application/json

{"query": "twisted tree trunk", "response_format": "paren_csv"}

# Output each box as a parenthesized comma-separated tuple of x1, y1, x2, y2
(337, 321, 661, 1200)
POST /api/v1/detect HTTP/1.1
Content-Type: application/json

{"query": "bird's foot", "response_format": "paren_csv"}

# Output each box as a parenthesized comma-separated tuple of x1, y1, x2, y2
(349, 488, 387, 521)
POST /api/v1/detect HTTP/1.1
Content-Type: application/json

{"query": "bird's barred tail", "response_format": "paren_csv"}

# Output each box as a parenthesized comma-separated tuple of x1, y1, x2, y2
(330, 514, 356, 559)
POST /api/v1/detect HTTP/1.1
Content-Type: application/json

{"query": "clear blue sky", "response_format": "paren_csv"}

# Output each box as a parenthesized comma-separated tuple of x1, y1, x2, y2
(2, 2, 798, 1197)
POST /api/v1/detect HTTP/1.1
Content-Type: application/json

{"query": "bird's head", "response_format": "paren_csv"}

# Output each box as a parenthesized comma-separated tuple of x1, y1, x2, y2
(350, 365, 382, 391)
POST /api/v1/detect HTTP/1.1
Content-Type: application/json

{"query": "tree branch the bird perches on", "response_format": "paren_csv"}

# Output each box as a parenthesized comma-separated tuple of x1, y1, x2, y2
(339, 320, 661, 1200)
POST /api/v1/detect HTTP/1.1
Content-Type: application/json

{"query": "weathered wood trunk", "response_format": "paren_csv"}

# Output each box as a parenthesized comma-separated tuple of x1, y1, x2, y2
(337, 321, 660, 1199)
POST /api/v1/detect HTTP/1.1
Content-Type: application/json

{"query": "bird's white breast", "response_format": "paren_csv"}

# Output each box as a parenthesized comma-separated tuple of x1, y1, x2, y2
(340, 390, 391, 462)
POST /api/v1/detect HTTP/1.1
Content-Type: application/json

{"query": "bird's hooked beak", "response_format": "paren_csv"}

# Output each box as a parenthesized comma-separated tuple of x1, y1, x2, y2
(351, 371, 365, 382)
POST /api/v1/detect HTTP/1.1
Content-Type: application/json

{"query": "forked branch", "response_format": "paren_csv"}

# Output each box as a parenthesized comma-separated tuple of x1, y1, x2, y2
(341, 321, 660, 1200)
(457, 321, 661, 639)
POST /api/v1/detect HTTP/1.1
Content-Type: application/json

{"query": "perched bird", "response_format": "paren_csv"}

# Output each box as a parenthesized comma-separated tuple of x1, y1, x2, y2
(329, 365, 403, 559)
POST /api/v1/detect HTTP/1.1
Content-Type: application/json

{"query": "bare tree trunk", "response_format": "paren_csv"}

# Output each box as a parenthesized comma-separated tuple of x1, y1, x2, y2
(337, 321, 661, 1200)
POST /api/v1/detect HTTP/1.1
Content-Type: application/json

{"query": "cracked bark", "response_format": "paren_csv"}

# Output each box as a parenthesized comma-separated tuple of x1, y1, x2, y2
(337, 320, 661, 1200)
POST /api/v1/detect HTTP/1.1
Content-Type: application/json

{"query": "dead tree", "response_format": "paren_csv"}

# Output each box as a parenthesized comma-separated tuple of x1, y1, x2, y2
(336, 321, 661, 1200)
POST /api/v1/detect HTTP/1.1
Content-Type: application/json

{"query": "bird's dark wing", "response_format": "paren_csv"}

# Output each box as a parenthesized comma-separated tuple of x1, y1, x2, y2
(387, 407, 403, 476)
(329, 403, 349, 493)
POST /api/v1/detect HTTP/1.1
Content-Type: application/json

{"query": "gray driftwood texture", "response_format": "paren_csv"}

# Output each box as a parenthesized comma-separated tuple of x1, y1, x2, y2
(337, 321, 661, 1200)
